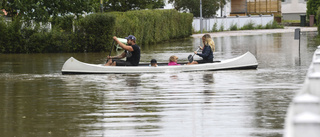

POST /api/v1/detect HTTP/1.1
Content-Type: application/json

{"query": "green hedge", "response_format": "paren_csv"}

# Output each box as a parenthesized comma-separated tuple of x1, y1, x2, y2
(76, 13, 116, 52)
(111, 9, 193, 45)
(317, 7, 320, 35)
(0, 9, 193, 53)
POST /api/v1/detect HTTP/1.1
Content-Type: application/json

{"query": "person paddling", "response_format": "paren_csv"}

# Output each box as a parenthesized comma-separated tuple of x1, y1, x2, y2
(105, 35, 141, 66)
(194, 34, 214, 64)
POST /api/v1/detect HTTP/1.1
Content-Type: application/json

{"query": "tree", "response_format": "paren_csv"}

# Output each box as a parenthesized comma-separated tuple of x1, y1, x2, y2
(103, 0, 165, 12)
(0, 0, 96, 22)
(0, 0, 166, 23)
(168, 0, 228, 18)
(306, 0, 320, 22)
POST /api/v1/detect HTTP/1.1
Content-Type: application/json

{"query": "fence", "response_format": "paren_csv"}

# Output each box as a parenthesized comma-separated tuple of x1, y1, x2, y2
(247, 0, 281, 14)
(284, 46, 320, 137)
(192, 15, 274, 32)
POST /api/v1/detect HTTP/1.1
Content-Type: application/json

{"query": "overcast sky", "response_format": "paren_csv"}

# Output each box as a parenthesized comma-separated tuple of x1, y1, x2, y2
(163, 0, 174, 9)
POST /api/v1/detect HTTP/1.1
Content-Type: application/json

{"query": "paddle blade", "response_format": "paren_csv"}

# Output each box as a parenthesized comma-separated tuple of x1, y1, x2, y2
(188, 55, 193, 62)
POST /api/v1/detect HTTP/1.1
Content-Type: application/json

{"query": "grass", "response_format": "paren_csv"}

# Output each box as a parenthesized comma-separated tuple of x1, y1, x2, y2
(282, 20, 300, 23)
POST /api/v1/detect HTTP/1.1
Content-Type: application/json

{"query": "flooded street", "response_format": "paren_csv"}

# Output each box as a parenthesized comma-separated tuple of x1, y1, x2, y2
(0, 29, 319, 137)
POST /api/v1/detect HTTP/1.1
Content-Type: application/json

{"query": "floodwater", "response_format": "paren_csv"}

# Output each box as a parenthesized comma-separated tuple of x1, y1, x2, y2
(0, 31, 319, 137)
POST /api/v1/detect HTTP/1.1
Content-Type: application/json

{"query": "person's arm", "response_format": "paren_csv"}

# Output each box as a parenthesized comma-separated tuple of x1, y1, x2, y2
(199, 45, 203, 50)
(108, 51, 126, 59)
(114, 36, 134, 52)
(197, 46, 210, 58)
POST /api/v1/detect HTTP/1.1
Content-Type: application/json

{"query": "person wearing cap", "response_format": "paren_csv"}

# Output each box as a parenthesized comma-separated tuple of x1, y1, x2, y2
(105, 35, 141, 66)
(150, 59, 158, 67)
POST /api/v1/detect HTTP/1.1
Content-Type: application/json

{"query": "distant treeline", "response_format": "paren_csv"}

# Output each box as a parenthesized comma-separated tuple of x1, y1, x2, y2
(0, 9, 193, 53)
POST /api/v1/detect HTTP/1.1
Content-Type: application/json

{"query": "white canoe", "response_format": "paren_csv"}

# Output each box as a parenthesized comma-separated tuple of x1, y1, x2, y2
(61, 51, 258, 74)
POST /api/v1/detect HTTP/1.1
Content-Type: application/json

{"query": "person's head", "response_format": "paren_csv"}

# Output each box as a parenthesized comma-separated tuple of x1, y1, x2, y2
(202, 34, 215, 52)
(125, 35, 136, 45)
(150, 59, 157, 67)
(202, 34, 211, 44)
(169, 55, 178, 62)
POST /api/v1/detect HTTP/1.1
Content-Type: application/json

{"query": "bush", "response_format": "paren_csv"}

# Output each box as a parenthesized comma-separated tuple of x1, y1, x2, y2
(230, 23, 238, 31)
(212, 22, 218, 32)
(2, 17, 25, 53)
(0, 10, 193, 53)
(0, 17, 8, 53)
(317, 7, 320, 35)
(219, 23, 224, 31)
(111, 9, 193, 46)
(241, 21, 255, 30)
(307, 0, 320, 20)
(51, 15, 76, 32)
(76, 13, 116, 52)
(265, 21, 284, 29)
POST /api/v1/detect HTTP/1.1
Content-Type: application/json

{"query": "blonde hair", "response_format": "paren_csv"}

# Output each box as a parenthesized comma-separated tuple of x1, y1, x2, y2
(202, 34, 215, 52)
(169, 55, 178, 62)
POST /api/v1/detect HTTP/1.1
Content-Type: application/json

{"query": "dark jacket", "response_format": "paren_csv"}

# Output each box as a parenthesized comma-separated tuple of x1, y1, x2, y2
(197, 45, 213, 62)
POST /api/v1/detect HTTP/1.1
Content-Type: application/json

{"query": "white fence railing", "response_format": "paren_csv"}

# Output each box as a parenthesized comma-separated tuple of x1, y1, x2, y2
(193, 15, 274, 32)
(284, 46, 320, 137)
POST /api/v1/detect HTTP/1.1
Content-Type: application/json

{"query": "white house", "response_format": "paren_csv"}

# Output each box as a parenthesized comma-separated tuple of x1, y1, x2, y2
(281, 0, 307, 20)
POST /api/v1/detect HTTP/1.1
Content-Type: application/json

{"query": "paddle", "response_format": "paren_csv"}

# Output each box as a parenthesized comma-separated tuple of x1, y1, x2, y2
(188, 47, 200, 63)
(107, 39, 115, 62)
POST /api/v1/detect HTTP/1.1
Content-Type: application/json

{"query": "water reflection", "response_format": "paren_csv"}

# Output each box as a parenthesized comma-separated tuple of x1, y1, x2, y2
(202, 73, 215, 104)
(58, 74, 166, 136)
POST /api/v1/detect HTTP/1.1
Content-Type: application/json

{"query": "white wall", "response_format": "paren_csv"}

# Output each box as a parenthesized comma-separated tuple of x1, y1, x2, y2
(282, 0, 307, 20)
(282, 0, 307, 14)
(193, 15, 274, 32)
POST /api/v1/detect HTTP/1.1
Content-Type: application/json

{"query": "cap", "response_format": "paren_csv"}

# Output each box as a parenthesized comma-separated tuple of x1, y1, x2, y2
(125, 35, 136, 41)
(151, 59, 157, 63)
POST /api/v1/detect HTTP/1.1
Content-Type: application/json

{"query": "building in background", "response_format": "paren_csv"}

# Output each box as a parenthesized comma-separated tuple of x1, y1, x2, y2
(281, 0, 307, 20)
(229, 0, 281, 16)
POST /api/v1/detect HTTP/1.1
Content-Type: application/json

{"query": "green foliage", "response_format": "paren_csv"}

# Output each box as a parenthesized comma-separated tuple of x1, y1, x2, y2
(168, 0, 226, 18)
(264, 21, 283, 29)
(219, 23, 224, 31)
(282, 20, 300, 23)
(256, 24, 263, 29)
(0, 0, 96, 23)
(212, 22, 218, 32)
(77, 13, 116, 52)
(0, 9, 192, 53)
(103, 0, 165, 12)
(229, 23, 238, 31)
(111, 9, 193, 46)
(317, 7, 320, 34)
(51, 15, 76, 32)
(241, 21, 255, 30)
(307, 0, 320, 19)
(1, 17, 25, 53)
(0, 17, 7, 53)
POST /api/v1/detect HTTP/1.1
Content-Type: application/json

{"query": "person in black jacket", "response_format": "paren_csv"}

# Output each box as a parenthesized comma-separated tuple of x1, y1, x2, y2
(105, 35, 141, 66)
(194, 34, 214, 64)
